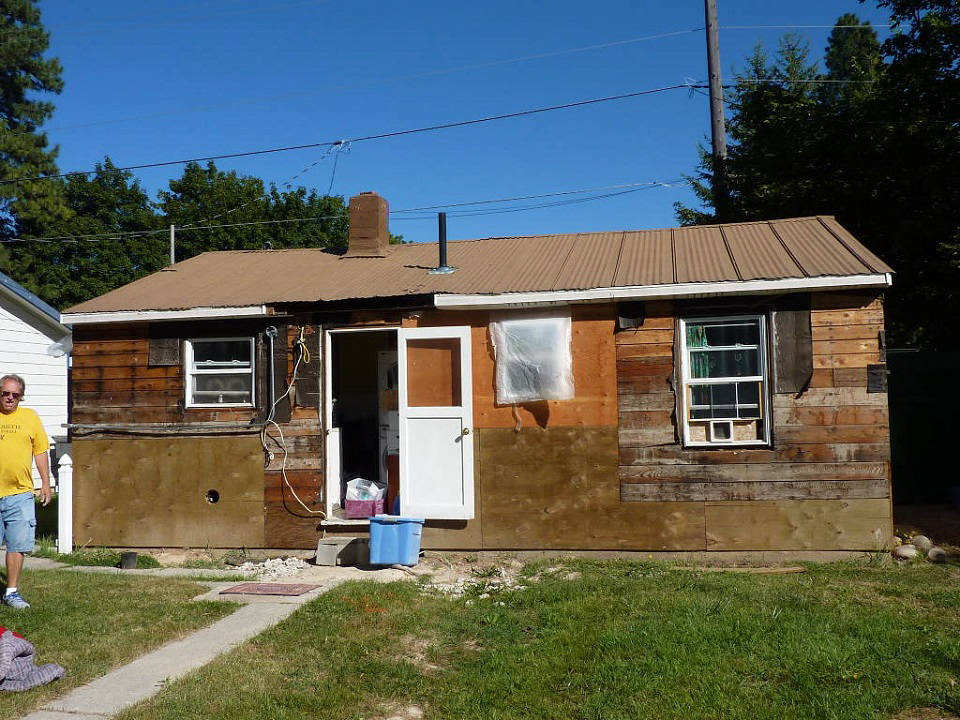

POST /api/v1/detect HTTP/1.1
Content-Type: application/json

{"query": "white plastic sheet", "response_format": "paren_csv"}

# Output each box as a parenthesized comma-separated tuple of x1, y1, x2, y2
(489, 312, 574, 404)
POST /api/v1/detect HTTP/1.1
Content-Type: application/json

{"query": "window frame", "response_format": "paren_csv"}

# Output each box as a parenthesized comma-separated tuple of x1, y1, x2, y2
(678, 314, 771, 447)
(184, 336, 257, 409)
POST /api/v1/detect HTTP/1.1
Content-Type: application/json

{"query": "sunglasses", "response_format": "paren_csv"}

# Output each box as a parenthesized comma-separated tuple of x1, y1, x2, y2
(1, 391, 21, 399)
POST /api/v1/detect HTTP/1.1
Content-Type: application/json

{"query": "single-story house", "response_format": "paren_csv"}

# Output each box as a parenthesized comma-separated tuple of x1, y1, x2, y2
(61, 192, 894, 553)
(0, 270, 71, 482)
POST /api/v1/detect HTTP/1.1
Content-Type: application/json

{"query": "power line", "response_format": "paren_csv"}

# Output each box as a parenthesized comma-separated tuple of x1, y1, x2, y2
(720, 24, 892, 30)
(0, 84, 700, 186)
(1, 180, 689, 244)
(392, 180, 688, 213)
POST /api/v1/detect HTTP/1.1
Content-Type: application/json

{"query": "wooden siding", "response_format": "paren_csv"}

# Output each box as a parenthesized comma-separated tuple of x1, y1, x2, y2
(616, 292, 893, 550)
(71, 321, 325, 549)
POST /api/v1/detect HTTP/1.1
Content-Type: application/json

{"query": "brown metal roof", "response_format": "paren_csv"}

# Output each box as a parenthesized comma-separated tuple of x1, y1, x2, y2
(65, 216, 893, 314)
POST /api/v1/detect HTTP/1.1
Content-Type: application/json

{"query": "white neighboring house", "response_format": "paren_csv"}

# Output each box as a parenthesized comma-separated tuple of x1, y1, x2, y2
(0, 271, 71, 487)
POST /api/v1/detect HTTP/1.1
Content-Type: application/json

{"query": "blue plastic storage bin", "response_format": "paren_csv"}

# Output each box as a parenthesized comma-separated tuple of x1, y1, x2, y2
(369, 516, 425, 566)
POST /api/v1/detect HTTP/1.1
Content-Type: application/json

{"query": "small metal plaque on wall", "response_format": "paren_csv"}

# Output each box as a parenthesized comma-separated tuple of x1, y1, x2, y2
(148, 337, 180, 366)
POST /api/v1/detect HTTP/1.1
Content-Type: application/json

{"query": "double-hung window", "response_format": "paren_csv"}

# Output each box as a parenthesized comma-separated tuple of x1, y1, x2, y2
(679, 315, 769, 446)
(185, 338, 256, 408)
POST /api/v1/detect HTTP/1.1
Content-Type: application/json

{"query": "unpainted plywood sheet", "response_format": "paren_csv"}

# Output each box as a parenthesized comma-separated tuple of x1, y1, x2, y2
(73, 436, 265, 548)
(704, 498, 893, 550)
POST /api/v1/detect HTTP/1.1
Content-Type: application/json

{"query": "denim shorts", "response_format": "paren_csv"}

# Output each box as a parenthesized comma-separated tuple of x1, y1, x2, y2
(0, 491, 37, 553)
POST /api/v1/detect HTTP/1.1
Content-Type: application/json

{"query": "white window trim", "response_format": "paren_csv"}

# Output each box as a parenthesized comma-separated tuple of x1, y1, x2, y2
(678, 314, 771, 447)
(184, 337, 256, 409)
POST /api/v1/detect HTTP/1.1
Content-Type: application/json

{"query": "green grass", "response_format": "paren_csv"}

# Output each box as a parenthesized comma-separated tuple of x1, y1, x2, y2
(0, 569, 237, 717)
(32, 535, 162, 568)
(117, 560, 960, 720)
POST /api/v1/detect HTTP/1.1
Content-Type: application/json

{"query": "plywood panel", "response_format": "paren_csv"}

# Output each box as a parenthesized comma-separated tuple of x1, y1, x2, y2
(73, 436, 265, 547)
(406, 337, 461, 407)
(623, 478, 889, 502)
(418, 305, 619, 430)
(705, 499, 893, 550)
(477, 426, 704, 549)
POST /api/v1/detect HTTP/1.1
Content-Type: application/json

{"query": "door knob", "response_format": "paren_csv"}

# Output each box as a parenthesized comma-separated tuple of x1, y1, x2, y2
(462, 427, 471, 435)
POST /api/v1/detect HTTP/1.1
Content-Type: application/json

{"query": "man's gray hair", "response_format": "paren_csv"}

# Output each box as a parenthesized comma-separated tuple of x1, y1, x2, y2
(1, 374, 26, 397)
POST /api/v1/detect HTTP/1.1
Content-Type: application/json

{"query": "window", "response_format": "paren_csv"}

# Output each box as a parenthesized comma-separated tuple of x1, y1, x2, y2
(679, 315, 769, 446)
(489, 313, 574, 404)
(185, 338, 255, 407)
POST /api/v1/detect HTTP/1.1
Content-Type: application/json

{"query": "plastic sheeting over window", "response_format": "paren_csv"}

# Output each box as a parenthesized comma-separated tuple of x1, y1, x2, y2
(489, 312, 574, 405)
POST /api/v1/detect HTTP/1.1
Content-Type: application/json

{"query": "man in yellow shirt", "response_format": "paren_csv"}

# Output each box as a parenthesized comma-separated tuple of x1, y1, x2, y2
(0, 374, 52, 610)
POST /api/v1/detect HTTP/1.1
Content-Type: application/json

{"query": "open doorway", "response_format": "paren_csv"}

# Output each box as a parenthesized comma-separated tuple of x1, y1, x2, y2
(325, 328, 398, 522)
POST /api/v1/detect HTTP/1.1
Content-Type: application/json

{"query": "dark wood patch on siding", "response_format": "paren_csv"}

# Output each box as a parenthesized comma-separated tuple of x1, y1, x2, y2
(148, 337, 180, 366)
(773, 308, 813, 394)
(264, 469, 324, 548)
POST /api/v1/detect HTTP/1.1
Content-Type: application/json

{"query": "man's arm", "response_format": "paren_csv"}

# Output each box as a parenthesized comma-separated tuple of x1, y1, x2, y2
(35, 451, 51, 506)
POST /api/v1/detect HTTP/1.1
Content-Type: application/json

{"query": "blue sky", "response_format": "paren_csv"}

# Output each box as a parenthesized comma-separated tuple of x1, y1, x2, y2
(36, 0, 892, 243)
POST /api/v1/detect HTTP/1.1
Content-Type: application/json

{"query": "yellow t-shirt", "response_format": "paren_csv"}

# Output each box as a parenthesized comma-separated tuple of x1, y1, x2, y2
(0, 406, 50, 497)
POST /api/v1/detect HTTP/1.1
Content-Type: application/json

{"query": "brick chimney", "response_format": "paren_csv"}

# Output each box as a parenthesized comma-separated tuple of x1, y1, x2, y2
(346, 191, 389, 257)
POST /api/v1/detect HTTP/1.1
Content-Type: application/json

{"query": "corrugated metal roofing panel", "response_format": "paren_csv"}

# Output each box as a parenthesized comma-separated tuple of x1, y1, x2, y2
(723, 222, 805, 280)
(673, 226, 740, 283)
(614, 230, 674, 286)
(772, 218, 870, 277)
(553, 232, 622, 290)
(64, 216, 892, 314)
(817, 216, 893, 273)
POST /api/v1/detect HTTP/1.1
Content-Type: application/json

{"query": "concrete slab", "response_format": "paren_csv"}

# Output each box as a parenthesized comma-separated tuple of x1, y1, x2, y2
(22, 557, 67, 570)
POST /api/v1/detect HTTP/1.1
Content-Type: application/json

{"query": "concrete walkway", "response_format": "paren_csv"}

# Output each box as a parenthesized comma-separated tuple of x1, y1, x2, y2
(17, 559, 410, 719)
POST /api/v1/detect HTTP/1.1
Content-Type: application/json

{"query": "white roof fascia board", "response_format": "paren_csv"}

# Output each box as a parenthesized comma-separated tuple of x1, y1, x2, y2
(0, 284, 70, 338)
(61, 305, 269, 325)
(433, 274, 893, 311)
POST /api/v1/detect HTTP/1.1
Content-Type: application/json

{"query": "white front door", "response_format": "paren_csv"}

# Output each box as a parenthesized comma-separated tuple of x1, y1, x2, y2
(397, 326, 474, 519)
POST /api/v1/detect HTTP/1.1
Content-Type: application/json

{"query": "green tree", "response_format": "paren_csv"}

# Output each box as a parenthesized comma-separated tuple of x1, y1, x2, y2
(0, 0, 68, 243)
(677, 8, 959, 349)
(6, 158, 163, 308)
(158, 161, 349, 260)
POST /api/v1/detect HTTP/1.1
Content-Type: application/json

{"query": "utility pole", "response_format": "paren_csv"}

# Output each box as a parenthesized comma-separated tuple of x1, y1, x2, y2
(169, 224, 175, 265)
(704, 0, 729, 220)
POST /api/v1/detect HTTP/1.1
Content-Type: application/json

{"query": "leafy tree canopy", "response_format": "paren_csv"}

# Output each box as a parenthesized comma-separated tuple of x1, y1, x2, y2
(677, 3, 959, 349)
(0, 0, 68, 241)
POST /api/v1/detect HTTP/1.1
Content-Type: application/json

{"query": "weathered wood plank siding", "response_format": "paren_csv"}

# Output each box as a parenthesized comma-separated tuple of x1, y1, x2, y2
(71, 320, 325, 548)
(616, 292, 893, 550)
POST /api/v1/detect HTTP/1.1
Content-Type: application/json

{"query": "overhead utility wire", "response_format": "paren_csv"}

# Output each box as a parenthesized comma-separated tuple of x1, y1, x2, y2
(2, 180, 689, 244)
(721, 24, 892, 30)
(392, 180, 688, 213)
(0, 84, 698, 187)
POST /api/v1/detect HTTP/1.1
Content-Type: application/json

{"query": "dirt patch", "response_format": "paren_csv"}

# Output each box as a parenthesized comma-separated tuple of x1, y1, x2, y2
(372, 703, 425, 720)
(891, 707, 960, 720)
(393, 633, 443, 673)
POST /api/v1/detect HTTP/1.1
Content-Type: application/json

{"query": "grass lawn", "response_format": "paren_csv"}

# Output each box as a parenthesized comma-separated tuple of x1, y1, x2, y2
(117, 559, 960, 720)
(1, 569, 237, 717)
